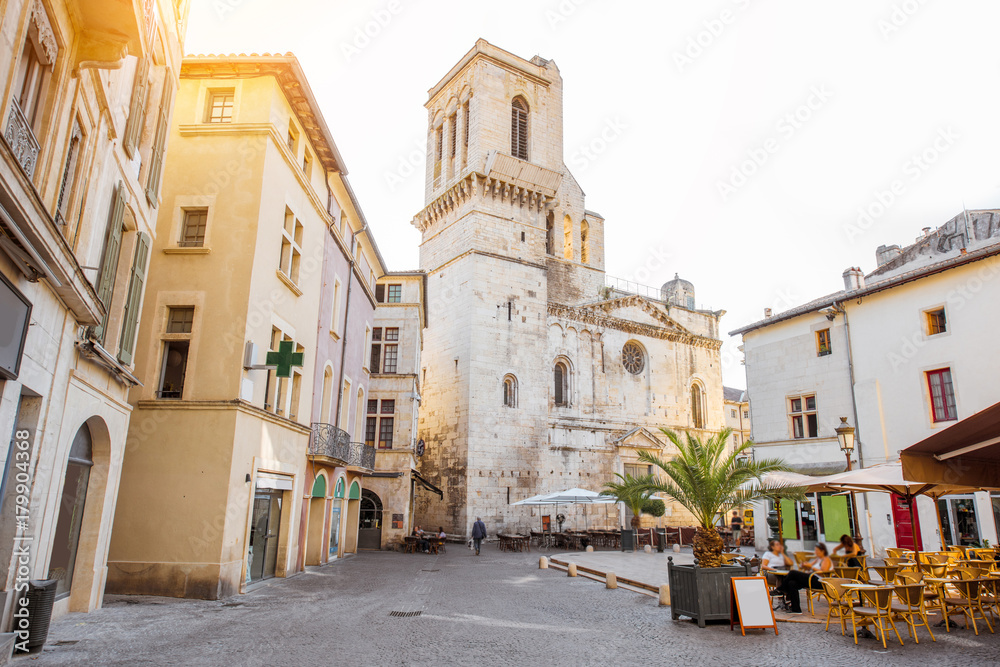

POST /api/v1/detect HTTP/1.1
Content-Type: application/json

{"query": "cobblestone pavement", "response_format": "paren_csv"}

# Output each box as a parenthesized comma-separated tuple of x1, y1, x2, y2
(29, 546, 999, 666)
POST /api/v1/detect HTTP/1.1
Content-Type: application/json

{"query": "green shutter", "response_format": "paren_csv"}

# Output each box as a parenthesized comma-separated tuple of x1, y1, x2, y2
(117, 231, 150, 365)
(348, 481, 360, 500)
(93, 184, 127, 342)
(145, 75, 173, 205)
(123, 58, 150, 158)
(311, 475, 326, 498)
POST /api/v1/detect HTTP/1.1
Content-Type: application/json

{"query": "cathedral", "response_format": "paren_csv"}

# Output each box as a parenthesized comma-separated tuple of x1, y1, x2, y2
(410, 40, 726, 535)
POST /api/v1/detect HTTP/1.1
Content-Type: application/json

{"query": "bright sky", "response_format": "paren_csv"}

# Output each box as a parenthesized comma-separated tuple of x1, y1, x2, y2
(187, 0, 1000, 389)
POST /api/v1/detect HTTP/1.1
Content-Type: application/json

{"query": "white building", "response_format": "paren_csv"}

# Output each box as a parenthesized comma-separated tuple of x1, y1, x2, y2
(723, 386, 750, 452)
(732, 210, 1000, 557)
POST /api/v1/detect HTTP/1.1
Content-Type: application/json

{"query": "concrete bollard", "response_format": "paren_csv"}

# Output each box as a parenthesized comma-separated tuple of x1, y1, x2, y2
(568, 562, 578, 577)
(585, 545, 594, 552)
(659, 584, 671, 606)
(606, 572, 617, 589)
(644, 544, 652, 554)
(539, 556, 548, 569)
(672, 543, 681, 553)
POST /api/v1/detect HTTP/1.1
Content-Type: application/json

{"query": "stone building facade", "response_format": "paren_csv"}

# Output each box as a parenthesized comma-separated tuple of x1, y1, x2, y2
(0, 0, 186, 623)
(411, 41, 725, 536)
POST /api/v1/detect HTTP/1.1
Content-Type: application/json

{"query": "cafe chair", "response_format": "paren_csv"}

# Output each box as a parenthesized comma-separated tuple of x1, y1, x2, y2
(806, 572, 833, 616)
(885, 547, 905, 559)
(793, 551, 813, 567)
(834, 566, 861, 581)
(868, 565, 899, 584)
(942, 578, 994, 635)
(977, 577, 999, 624)
(819, 578, 856, 635)
(917, 560, 949, 578)
(891, 583, 936, 643)
(849, 587, 904, 648)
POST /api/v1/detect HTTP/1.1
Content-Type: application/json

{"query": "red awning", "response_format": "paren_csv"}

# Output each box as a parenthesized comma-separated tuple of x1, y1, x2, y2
(900, 401, 1000, 489)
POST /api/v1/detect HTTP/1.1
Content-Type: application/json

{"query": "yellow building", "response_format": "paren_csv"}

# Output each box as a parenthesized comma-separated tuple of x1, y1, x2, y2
(106, 54, 383, 599)
(0, 0, 186, 626)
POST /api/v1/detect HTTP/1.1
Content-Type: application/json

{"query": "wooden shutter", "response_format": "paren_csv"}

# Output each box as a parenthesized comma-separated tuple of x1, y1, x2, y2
(123, 58, 150, 158)
(93, 183, 127, 342)
(145, 75, 173, 205)
(117, 232, 150, 365)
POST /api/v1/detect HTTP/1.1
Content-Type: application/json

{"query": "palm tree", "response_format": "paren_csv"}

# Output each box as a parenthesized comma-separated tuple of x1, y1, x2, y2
(601, 473, 655, 530)
(632, 428, 793, 568)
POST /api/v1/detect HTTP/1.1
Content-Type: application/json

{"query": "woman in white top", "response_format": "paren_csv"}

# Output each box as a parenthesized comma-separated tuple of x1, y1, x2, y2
(761, 539, 793, 588)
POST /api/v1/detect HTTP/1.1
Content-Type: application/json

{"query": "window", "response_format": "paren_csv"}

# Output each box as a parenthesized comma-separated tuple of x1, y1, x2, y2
(462, 101, 470, 165)
(55, 121, 83, 225)
(123, 58, 150, 158)
(375, 284, 385, 303)
(12, 6, 57, 145)
(368, 399, 394, 449)
(503, 375, 518, 408)
(789, 395, 818, 439)
(387, 284, 401, 303)
(622, 342, 644, 375)
(580, 219, 589, 264)
(279, 208, 303, 284)
(379, 417, 394, 449)
(93, 183, 127, 342)
(331, 277, 342, 334)
(744, 410, 749, 419)
(563, 215, 573, 260)
(624, 464, 653, 479)
(381, 399, 395, 414)
(339, 379, 352, 429)
(927, 368, 957, 423)
(146, 76, 174, 204)
(731, 409, 737, 419)
(925, 308, 947, 336)
(118, 232, 151, 365)
(511, 97, 529, 160)
(302, 150, 312, 178)
(167, 306, 194, 333)
(287, 124, 298, 152)
(370, 327, 382, 373)
(691, 384, 705, 429)
(365, 416, 377, 447)
(554, 361, 569, 406)
(448, 113, 457, 159)
(383, 339, 398, 375)
(545, 212, 554, 255)
(180, 208, 208, 247)
(816, 328, 832, 357)
(207, 90, 234, 123)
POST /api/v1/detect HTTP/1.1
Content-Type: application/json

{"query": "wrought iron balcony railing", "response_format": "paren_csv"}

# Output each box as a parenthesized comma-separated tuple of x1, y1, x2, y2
(4, 99, 39, 179)
(309, 423, 376, 470)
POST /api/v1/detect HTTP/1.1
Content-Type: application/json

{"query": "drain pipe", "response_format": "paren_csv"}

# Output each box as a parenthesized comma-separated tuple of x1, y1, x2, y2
(333, 227, 361, 429)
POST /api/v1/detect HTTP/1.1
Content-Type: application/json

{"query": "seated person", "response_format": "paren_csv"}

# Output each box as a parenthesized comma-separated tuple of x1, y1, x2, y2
(760, 539, 793, 589)
(777, 543, 833, 614)
(832, 534, 861, 568)
(413, 526, 430, 552)
(437, 527, 447, 540)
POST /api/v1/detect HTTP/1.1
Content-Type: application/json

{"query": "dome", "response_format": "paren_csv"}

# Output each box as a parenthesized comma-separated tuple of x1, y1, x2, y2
(661, 273, 696, 310)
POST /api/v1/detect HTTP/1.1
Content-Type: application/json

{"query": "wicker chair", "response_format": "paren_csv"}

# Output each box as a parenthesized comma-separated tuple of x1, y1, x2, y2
(819, 578, 856, 635)
(891, 583, 936, 643)
(868, 565, 899, 584)
(848, 587, 904, 648)
(942, 578, 994, 635)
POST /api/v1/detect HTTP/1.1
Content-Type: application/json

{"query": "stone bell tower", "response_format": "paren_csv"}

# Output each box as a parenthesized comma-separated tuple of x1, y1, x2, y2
(412, 40, 607, 534)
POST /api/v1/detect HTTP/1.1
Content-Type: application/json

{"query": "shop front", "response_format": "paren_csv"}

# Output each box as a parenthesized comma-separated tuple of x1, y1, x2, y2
(248, 473, 292, 583)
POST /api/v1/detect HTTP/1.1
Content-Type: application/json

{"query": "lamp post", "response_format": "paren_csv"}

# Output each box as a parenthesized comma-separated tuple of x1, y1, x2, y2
(836, 417, 863, 548)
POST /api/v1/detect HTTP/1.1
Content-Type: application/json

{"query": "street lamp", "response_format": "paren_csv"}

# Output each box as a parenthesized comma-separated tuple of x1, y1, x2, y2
(835, 417, 863, 547)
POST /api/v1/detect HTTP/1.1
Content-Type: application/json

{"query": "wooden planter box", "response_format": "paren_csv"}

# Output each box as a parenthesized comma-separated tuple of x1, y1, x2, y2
(667, 557, 750, 627)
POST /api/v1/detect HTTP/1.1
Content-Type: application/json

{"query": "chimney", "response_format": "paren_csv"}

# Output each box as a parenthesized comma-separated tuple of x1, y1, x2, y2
(763, 308, 772, 318)
(875, 244, 902, 267)
(922, 227, 931, 237)
(843, 267, 865, 291)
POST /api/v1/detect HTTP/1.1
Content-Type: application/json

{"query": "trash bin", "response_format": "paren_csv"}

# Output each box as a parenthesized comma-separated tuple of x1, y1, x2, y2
(656, 528, 666, 552)
(620, 527, 634, 552)
(22, 579, 58, 650)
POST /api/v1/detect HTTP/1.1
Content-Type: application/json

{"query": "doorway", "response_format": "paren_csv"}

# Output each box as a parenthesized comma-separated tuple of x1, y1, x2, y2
(938, 496, 980, 547)
(248, 489, 282, 582)
(358, 489, 382, 550)
(49, 424, 93, 599)
(891, 494, 922, 551)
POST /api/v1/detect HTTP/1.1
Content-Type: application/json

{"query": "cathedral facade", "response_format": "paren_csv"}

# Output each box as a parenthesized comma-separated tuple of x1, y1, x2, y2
(411, 40, 725, 536)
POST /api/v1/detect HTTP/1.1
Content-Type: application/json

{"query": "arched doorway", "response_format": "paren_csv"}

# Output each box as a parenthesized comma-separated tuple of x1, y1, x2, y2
(329, 478, 344, 558)
(305, 474, 327, 566)
(358, 488, 383, 550)
(49, 424, 93, 599)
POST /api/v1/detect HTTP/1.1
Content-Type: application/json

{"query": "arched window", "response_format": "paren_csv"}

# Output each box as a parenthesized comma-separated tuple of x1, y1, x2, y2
(580, 219, 589, 264)
(691, 383, 705, 429)
(511, 97, 528, 160)
(49, 424, 93, 599)
(563, 215, 573, 260)
(545, 212, 554, 255)
(554, 361, 570, 407)
(502, 375, 518, 408)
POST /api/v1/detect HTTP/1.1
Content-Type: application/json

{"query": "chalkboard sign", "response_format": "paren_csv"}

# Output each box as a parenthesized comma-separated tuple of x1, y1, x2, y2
(729, 577, 778, 635)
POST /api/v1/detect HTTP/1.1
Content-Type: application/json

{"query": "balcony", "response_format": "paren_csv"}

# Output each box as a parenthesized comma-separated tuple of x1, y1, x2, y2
(66, 0, 154, 65)
(4, 99, 39, 179)
(309, 423, 376, 471)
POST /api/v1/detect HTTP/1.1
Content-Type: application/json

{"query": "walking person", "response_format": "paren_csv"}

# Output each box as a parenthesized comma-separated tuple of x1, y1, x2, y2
(730, 511, 743, 547)
(471, 516, 487, 556)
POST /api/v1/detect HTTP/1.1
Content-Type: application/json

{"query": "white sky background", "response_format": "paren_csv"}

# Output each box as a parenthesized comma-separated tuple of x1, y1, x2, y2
(188, 0, 1000, 390)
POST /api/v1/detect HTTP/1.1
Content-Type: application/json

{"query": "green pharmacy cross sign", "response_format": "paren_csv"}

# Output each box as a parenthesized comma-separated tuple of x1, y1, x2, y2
(266, 341, 304, 378)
